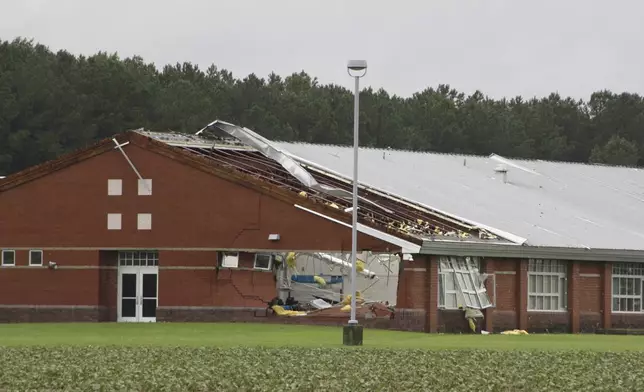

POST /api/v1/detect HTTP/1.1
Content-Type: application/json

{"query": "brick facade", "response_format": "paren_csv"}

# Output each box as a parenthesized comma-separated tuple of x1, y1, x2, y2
(394, 256, 644, 334)
(0, 141, 401, 323)
(0, 144, 392, 251)
(3, 137, 644, 331)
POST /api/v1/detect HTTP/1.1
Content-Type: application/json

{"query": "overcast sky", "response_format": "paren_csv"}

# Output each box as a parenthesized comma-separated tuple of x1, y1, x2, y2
(1, 0, 642, 100)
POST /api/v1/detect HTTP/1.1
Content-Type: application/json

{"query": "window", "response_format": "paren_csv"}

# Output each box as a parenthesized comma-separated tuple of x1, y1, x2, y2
(137, 213, 152, 230)
(138, 179, 152, 196)
(438, 256, 491, 309)
(528, 259, 567, 311)
(107, 213, 122, 230)
(108, 179, 122, 196)
(29, 250, 43, 266)
(612, 263, 644, 312)
(118, 251, 159, 266)
(1, 250, 15, 266)
(221, 252, 239, 268)
(254, 253, 272, 271)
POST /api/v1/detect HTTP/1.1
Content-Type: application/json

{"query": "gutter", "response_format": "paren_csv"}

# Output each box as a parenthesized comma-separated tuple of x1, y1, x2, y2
(420, 240, 644, 263)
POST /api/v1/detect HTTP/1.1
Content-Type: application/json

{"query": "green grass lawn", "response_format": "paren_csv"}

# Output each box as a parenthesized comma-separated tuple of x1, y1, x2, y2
(1, 323, 643, 391)
(1, 322, 642, 351)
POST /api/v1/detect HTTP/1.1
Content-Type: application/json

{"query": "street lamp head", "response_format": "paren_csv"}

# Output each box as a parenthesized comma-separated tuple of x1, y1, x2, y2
(347, 60, 367, 77)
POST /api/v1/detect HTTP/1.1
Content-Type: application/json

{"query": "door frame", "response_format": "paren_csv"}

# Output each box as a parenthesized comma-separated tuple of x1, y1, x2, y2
(139, 267, 159, 323)
(117, 265, 159, 323)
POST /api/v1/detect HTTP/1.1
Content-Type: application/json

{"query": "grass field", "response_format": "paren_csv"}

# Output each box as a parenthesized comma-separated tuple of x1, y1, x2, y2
(1, 323, 643, 391)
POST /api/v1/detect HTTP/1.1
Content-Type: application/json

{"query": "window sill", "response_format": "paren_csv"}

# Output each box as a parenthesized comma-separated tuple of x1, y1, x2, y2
(219, 267, 272, 273)
(527, 310, 568, 313)
(612, 311, 644, 314)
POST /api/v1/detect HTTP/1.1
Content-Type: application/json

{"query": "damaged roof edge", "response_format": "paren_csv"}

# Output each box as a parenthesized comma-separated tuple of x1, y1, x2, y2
(421, 240, 644, 262)
(202, 120, 395, 214)
(200, 120, 517, 243)
(294, 204, 421, 254)
(283, 150, 528, 246)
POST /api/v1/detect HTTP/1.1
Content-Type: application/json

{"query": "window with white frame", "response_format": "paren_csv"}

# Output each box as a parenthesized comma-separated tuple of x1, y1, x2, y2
(221, 252, 239, 268)
(528, 259, 567, 311)
(438, 256, 491, 309)
(254, 253, 272, 271)
(29, 250, 43, 266)
(1, 250, 15, 266)
(118, 251, 159, 266)
(612, 263, 644, 312)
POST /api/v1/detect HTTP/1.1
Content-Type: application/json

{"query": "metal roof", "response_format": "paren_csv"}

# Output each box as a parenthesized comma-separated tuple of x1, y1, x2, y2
(138, 123, 512, 253)
(274, 142, 644, 251)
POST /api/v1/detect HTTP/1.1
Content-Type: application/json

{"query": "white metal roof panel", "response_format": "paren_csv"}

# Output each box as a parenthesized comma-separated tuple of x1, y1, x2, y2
(275, 142, 644, 250)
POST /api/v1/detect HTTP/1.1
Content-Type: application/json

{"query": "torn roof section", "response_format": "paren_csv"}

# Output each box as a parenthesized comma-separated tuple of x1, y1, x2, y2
(138, 121, 513, 247)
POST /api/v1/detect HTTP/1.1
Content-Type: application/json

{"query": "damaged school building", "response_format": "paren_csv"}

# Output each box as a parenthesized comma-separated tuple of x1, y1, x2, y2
(1, 119, 644, 333)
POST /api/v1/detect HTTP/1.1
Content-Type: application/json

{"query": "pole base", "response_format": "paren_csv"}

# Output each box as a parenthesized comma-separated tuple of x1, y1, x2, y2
(342, 324, 364, 346)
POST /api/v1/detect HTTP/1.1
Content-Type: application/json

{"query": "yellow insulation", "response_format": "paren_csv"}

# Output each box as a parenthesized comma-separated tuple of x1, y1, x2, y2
(271, 305, 307, 317)
(500, 329, 529, 335)
(313, 275, 326, 286)
(286, 252, 297, 269)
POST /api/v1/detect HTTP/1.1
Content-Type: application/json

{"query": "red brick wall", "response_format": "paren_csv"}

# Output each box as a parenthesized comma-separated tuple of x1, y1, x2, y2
(0, 268, 98, 305)
(0, 248, 279, 321)
(579, 262, 602, 332)
(0, 145, 391, 252)
(0, 250, 100, 306)
(158, 252, 276, 308)
(394, 256, 622, 334)
(486, 259, 518, 332)
(392, 257, 429, 332)
(395, 265, 427, 309)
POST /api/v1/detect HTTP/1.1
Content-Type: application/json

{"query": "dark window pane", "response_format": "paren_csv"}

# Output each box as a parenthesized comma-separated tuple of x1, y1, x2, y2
(30, 251, 42, 265)
(2, 251, 15, 265)
(121, 299, 136, 318)
(142, 274, 157, 298)
(142, 299, 156, 318)
(254, 255, 271, 269)
(122, 274, 137, 298)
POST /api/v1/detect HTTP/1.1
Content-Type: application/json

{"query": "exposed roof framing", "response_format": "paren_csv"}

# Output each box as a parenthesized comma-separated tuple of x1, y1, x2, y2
(139, 120, 510, 245)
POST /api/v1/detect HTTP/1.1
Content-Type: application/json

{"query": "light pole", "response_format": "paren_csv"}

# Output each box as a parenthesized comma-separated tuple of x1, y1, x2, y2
(343, 59, 367, 346)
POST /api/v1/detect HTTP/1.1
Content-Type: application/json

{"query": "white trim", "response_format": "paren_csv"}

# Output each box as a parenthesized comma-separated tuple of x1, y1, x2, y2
(137, 213, 152, 230)
(113, 138, 143, 180)
(0, 246, 405, 253)
(253, 253, 272, 271)
(527, 259, 567, 311)
(29, 250, 43, 266)
(293, 204, 421, 254)
(138, 179, 152, 196)
(1, 250, 15, 266)
(438, 256, 491, 310)
(107, 179, 123, 196)
(611, 267, 643, 313)
(526, 309, 568, 313)
(107, 213, 122, 230)
(117, 265, 158, 323)
(221, 252, 239, 268)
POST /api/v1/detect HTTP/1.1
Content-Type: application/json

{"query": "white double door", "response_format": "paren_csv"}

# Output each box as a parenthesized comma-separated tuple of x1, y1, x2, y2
(118, 266, 159, 322)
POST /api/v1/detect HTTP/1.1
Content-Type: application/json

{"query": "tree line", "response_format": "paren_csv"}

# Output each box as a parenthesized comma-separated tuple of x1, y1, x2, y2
(1, 37, 643, 175)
